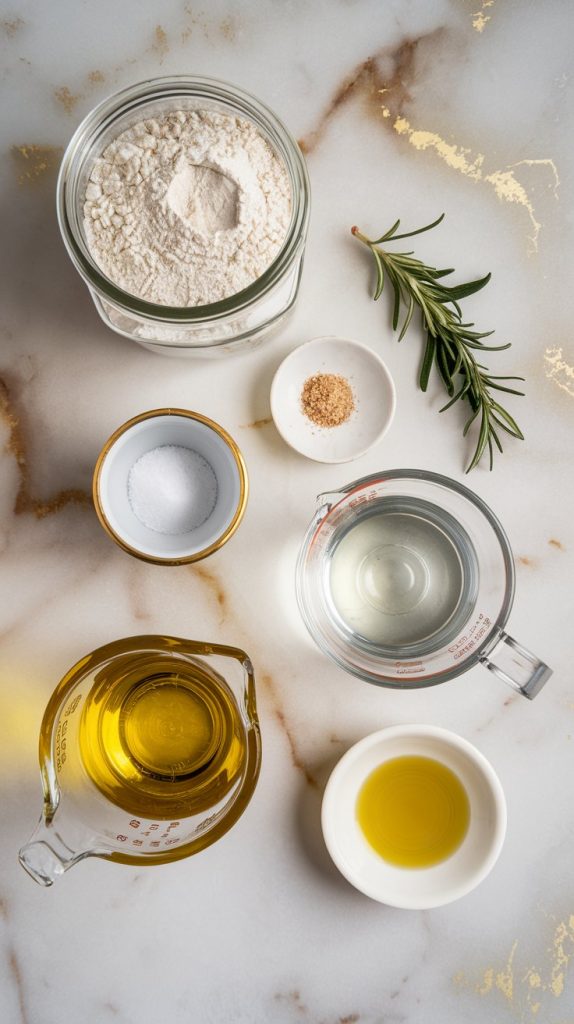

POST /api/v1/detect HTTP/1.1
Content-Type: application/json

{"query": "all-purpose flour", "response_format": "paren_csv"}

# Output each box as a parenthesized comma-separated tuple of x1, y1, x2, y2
(83, 109, 292, 306)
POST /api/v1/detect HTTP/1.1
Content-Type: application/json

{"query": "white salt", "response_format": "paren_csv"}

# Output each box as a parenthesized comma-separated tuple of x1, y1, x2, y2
(127, 445, 218, 535)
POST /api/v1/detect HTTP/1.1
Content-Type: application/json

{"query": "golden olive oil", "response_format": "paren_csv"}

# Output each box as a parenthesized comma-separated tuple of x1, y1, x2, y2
(79, 653, 247, 819)
(356, 755, 470, 868)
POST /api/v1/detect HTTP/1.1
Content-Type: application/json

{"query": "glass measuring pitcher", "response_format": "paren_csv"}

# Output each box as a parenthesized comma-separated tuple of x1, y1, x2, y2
(296, 470, 551, 698)
(19, 636, 261, 886)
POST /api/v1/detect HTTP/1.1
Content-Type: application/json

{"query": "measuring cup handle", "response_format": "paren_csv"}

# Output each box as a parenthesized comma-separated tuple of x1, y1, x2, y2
(19, 814, 101, 886)
(480, 631, 552, 699)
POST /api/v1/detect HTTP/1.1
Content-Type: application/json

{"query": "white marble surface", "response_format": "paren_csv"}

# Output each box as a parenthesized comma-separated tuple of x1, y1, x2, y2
(1, 1, 573, 1021)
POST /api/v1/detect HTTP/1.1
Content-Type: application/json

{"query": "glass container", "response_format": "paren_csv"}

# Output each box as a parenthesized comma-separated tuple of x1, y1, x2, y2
(19, 636, 261, 885)
(296, 470, 552, 698)
(57, 76, 310, 356)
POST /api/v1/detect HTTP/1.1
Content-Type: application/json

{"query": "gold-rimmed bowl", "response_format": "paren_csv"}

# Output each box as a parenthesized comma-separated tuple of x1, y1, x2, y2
(93, 409, 248, 564)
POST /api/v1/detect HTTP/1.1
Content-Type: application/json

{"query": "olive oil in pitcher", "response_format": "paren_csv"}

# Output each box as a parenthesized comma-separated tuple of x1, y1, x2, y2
(20, 637, 261, 884)
(79, 653, 247, 819)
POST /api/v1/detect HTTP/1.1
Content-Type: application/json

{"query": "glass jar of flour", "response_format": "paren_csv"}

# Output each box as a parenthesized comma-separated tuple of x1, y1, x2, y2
(57, 76, 310, 357)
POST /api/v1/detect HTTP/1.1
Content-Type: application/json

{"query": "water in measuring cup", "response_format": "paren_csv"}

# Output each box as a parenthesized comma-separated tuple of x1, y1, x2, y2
(327, 498, 477, 652)
(79, 654, 247, 819)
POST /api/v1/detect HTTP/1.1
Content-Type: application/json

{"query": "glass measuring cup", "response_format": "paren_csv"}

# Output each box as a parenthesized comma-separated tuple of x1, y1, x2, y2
(19, 636, 261, 886)
(296, 470, 551, 698)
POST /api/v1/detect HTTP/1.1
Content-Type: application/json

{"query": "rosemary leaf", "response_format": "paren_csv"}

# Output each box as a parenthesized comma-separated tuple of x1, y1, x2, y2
(468, 407, 490, 472)
(442, 273, 491, 301)
(373, 248, 385, 301)
(484, 382, 525, 397)
(490, 402, 524, 439)
(398, 293, 415, 342)
(440, 379, 470, 412)
(419, 334, 436, 392)
(387, 213, 445, 241)
(463, 406, 481, 437)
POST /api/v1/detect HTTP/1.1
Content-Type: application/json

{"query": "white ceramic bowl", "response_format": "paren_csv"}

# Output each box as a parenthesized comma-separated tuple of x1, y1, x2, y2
(321, 725, 507, 909)
(93, 409, 248, 564)
(270, 336, 396, 463)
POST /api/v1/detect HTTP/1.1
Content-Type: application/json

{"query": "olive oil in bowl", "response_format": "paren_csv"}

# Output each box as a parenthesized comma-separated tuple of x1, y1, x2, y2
(321, 726, 506, 908)
(356, 755, 470, 868)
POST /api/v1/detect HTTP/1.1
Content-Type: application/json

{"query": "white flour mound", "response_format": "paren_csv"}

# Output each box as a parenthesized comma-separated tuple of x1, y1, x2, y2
(83, 109, 292, 306)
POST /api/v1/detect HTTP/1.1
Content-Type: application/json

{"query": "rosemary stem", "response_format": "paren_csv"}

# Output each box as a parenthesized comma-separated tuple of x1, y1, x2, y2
(350, 226, 373, 247)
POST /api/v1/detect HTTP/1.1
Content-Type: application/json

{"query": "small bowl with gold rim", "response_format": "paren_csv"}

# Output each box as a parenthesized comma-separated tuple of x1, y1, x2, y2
(93, 408, 248, 565)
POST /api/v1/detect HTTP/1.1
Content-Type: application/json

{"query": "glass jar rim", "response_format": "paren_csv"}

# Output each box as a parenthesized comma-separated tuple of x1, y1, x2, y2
(57, 74, 310, 322)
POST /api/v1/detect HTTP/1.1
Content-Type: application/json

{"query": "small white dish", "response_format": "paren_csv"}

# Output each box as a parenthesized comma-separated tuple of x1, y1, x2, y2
(321, 725, 507, 909)
(93, 409, 248, 565)
(270, 336, 396, 463)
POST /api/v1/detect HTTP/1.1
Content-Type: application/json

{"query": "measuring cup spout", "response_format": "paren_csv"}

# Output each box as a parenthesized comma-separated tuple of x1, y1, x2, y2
(315, 491, 344, 515)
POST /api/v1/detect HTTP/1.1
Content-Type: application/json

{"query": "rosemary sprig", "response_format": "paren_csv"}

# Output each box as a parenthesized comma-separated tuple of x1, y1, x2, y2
(351, 214, 524, 471)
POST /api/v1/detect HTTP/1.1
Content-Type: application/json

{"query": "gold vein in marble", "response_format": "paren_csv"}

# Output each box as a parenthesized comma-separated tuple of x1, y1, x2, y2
(382, 105, 559, 252)
(54, 86, 81, 114)
(181, 4, 240, 44)
(11, 145, 63, 187)
(495, 940, 517, 1002)
(262, 673, 320, 790)
(240, 417, 272, 429)
(454, 914, 574, 1013)
(8, 949, 28, 1024)
(1, 16, 24, 37)
(512, 157, 561, 195)
(191, 564, 228, 623)
(151, 25, 169, 59)
(544, 347, 574, 398)
(472, 0, 495, 34)
(550, 916, 574, 997)
(0, 375, 90, 518)
(219, 15, 238, 41)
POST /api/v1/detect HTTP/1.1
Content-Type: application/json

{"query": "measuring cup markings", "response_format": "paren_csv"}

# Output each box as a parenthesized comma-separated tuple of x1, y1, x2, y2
(348, 494, 370, 510)
(448, 614, 493, 661)
(111, 814, 206, 850)
(55, 722, 67, 772)
(55, 690, 89, 771)
(64, 695, 82, 717)
(394, 661, 426, 676)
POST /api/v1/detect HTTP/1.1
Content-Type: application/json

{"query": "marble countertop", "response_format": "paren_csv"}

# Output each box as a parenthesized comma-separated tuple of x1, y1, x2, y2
(1, 1, 573, 1021)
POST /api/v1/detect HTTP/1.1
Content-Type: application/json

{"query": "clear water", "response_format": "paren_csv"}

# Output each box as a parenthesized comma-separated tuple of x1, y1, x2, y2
(327, 498, 478, 654)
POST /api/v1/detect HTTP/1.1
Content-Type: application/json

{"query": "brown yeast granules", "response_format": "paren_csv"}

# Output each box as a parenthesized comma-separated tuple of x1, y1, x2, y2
(300, 373, 355, 428)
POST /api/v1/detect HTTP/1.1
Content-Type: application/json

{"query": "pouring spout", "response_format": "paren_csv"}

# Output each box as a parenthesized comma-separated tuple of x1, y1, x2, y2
(19, 818, 93, 886)
(316, 491, 344, 512)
